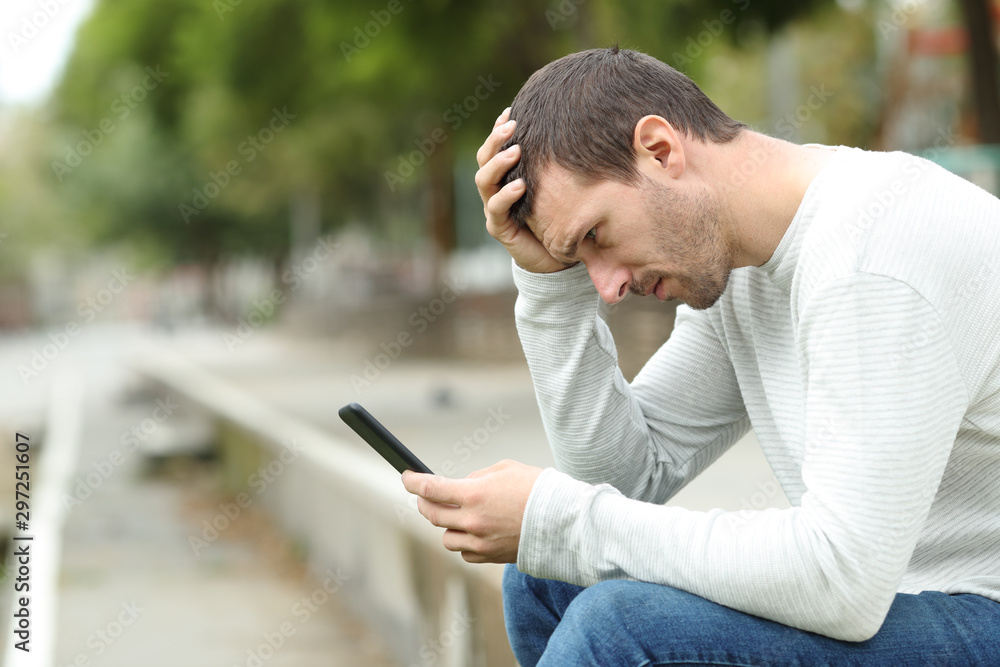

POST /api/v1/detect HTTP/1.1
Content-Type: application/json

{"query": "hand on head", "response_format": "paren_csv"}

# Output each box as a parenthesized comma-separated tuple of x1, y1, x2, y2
(475, 108, 571, 274)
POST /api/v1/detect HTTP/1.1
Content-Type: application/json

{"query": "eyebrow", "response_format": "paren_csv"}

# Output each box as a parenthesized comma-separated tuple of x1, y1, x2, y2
(546, 231, 584, 265)
(558, 238, 580, 261)
(551, 216, 599, 263)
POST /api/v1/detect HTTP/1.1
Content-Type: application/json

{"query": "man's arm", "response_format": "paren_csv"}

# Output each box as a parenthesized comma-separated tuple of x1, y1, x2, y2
(407, 274, 967, 642)
(476, 106, 750, 501)
(517, 274, 968, 642)
(513, 262, 750, 502)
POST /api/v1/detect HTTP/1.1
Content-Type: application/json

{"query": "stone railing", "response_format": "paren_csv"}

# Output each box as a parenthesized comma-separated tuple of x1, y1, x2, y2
(132, 345, 516, 667)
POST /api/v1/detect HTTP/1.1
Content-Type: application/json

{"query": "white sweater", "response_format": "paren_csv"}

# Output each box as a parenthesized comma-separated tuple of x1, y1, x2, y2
(513, 146, 1000, 642)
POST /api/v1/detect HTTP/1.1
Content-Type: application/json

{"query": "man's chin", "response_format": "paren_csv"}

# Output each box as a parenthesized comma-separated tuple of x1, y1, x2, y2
(682, 295, 720, 310)
(678, 274, 730, 310)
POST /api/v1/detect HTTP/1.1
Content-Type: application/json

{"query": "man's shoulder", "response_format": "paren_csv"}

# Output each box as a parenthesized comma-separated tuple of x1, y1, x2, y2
(792, 147, 999, 310)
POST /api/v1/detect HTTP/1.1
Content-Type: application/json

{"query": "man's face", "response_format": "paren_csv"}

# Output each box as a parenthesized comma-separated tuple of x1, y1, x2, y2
(529, 163, 735, 309)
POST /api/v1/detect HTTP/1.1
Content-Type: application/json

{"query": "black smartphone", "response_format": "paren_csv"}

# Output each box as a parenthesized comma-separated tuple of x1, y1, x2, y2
(338, 402, 434, 474)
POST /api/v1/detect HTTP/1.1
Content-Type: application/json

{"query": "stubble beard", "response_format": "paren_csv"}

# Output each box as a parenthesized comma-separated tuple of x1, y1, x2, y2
(636, 178, 735, 310)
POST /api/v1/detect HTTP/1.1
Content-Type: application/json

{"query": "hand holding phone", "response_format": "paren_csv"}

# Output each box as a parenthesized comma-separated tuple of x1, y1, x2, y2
(338, 402, 434, 474)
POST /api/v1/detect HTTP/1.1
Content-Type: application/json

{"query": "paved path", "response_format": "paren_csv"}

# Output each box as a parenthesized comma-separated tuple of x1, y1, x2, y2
(1, 326, 394, 666)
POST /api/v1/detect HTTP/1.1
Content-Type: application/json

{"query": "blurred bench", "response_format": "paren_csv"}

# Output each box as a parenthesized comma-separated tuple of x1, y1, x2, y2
(132, 345, 516, 667)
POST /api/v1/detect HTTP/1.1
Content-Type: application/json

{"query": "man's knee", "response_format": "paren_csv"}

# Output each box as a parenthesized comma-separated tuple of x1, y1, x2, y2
(539, 581, 653, 666)
(560, 580, 642, 630)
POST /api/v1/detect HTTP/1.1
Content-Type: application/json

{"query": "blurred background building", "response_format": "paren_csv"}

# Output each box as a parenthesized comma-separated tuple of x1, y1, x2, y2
(0, 0, 997, 665)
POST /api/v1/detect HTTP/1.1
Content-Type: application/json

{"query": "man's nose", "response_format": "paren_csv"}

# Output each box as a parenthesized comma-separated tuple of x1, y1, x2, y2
(586, 261, 630, 304)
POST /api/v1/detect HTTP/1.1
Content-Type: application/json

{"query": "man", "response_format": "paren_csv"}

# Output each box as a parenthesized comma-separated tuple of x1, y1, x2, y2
(402, 46, 1000, 665)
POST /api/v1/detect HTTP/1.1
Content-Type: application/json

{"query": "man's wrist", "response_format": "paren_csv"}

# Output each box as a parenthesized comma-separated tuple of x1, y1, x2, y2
(517, 467, 593, 582)
(512, 259, 594, 299)
(514, 258, 580, 274)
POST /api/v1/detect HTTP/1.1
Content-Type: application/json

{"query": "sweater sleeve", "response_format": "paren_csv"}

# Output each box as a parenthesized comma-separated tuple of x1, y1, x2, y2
(513, 261, 750, 503)
(518, 273, 969, 642)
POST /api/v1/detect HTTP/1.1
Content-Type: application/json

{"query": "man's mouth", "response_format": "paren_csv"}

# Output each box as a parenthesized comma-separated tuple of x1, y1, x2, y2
(641, 277, 668, 301)
(644, 278, 659, 297)
(631, 274, 671, 301)
(631, 275, 663, 300)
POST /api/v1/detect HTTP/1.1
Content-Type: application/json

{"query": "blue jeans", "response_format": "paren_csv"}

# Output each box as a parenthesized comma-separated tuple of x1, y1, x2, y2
(503, 565, 1000, 666)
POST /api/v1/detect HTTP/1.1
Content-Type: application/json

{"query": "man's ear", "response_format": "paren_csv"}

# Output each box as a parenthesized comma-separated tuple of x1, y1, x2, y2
(633, 115, 685, 180)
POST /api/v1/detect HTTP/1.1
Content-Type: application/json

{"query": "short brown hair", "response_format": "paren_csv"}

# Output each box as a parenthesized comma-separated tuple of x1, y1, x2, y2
(501, 46, 745, 228)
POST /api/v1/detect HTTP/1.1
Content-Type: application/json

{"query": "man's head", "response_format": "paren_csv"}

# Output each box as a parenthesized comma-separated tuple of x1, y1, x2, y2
(501, 46, 746, 230)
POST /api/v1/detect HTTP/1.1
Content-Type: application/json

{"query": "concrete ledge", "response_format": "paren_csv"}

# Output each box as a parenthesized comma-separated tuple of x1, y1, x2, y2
(4, 372, 85, 667)
(132, 344, 515, 667)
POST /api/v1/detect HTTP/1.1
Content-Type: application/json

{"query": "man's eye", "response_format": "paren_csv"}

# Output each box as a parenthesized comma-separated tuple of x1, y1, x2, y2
(584, 227, 597, 241)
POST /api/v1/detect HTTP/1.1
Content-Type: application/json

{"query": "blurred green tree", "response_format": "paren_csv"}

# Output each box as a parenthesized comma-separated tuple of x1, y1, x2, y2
(48, 0, 840, 275)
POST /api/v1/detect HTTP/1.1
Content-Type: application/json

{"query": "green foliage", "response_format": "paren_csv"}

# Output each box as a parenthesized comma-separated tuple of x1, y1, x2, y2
(36, 0, 861, 268)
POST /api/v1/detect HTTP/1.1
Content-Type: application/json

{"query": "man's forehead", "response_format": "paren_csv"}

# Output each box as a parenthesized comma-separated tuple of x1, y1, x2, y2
(527, 163, 590, 234)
